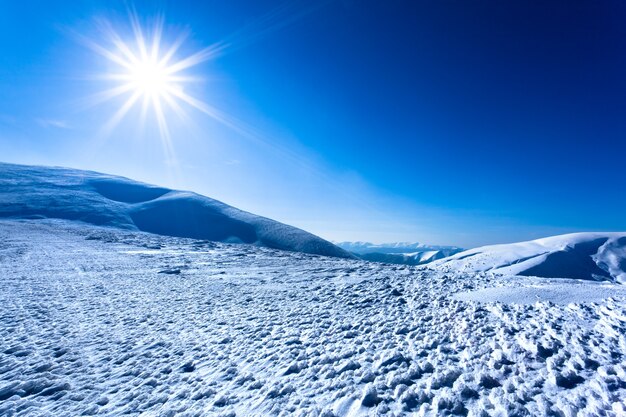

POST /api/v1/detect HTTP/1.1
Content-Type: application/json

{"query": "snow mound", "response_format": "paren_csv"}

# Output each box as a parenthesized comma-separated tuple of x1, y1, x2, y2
(433, 232, 626, 283)
(0, 162, 352, 258)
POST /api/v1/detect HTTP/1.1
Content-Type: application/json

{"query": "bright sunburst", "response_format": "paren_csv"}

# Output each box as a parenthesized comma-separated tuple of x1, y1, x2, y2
(126, 59, 170, 96)
(81, 14, 225, 160)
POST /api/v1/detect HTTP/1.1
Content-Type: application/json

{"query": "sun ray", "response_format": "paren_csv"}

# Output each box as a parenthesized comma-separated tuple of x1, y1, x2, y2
(150, 17, 163, 62)
(81, 83, 136, 108)
(151, 94, 178, 166)
(78, 33, 133, 70)
(161, 91, 189, 122)
(163, 43, 225, 75)
(129, 12, 149, 61)
(83, 13, 221, 153)
(158, 31, 189, 67)
(165, 86, 252, 137)
(100, 90, 142, 136)
(80, 2, 336, 160)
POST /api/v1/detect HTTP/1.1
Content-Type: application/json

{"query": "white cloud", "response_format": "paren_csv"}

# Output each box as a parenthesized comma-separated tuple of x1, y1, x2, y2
(36, 119, 71, 129)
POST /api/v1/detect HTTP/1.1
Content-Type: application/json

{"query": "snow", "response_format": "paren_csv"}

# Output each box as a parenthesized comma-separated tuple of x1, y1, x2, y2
(357, 250, 458, 266)
(336, 242, 462, 266)
(432, 232, 626, 283)
(1, 219, 626, 416)
(0, 162, 352, 259)
(454, 277, 626, 305)
(336, 242, 462, 255)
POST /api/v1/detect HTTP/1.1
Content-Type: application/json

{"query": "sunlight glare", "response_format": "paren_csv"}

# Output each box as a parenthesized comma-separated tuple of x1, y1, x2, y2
(128, 60, 169, 96)
(82, 13, 225, 162)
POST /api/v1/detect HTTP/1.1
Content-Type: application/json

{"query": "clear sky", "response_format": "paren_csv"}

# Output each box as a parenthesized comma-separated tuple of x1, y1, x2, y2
(1, 0, 625, 248)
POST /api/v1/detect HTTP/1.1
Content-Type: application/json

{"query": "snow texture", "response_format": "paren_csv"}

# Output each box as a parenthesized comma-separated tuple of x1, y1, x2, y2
(1, 219, 626, 416)
(0, 162, 352, 259)
(432, 232, 626, 283)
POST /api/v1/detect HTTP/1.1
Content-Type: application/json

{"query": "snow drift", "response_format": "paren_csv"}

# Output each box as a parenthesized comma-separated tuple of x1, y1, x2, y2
(433, 232, 626, 283)
(0, 162, 352, 258)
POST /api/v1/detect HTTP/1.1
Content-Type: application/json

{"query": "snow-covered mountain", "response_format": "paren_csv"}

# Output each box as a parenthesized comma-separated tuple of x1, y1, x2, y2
(0, 162, 352, 258)
(432, 232, 626, 283)
(357, 249, 461, 266)
(336, 241, 463, 265)
(336, 241, 462, 255)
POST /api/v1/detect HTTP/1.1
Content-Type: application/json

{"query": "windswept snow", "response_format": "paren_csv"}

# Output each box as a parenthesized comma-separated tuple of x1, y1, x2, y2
(453, 277, 626, 305)
(1, 219, 626, 416)
(0, 163, 351, 258)
(432, 232, 626, 283)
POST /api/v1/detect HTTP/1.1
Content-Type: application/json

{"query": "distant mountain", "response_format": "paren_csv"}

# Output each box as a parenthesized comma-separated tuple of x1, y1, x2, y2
(432, 232, 626, 283)
(335, 241, 463, 254)
(0, 162, 353, 258)
(335, 241, 463, 265)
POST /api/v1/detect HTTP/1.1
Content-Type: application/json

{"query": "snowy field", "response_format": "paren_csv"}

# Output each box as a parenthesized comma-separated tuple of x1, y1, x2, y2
(1, 219, 626, 416)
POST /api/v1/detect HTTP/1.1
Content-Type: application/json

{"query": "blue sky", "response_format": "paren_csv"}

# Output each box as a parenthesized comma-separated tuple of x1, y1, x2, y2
(1, 0, 625, 248)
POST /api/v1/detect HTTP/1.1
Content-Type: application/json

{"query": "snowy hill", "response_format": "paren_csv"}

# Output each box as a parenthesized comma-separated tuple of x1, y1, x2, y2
(432, 232, 626, 283)
(0, 162, 352, 258)
(336, 241, 462, 266)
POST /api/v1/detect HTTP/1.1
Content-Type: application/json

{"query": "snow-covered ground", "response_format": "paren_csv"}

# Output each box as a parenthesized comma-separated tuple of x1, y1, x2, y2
(2, 219, 626, 416)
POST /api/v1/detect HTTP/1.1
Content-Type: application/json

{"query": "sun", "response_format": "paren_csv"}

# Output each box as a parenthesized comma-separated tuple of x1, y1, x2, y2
(81, 13, 225, 158)
(127, 59, 170, 96)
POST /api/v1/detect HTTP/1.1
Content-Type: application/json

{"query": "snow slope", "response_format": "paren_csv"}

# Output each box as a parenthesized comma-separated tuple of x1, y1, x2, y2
(0, 162, 351, 258)
(1, 219, 626, 416)
(432, 232, 626, 283)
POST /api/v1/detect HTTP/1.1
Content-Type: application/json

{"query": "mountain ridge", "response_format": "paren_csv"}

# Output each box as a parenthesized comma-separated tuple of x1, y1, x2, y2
(0, 162, 352, 258)
(335, 241, 463, 254)
(335, 241, 463, 265)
